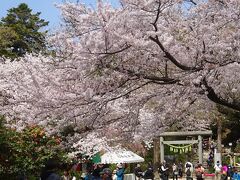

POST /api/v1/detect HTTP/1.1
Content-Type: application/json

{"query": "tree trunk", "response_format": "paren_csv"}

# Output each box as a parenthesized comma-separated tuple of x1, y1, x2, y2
(153, 138, 160, 165)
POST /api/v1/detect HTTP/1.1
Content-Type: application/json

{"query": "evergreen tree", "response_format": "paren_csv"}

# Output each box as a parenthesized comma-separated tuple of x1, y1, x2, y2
(0, 26, 19, 59)
(0, 3, 49, 59)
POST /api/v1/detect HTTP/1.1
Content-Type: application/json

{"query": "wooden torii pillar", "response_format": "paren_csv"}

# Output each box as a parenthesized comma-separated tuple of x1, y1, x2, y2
(158, 131, 212, 164)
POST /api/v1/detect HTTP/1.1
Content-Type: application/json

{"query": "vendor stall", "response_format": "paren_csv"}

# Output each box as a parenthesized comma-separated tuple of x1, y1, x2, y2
(100, 150, 144, 164)
(101, 150, 144, 180)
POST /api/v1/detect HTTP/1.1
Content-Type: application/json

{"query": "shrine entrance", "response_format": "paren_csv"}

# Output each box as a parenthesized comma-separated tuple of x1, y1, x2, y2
(159, 131, 212, 164)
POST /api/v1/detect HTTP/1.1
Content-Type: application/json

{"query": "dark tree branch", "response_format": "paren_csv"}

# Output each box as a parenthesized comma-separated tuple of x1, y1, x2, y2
(103, 81, 151, 103)
(202, 77, 240, 111)
(104, 63, 179, 84)
(186, 0, 197, 5)
(100, 44, 132, 55)
(151, 0, 162, 32)
(149, 0, 202, 72)
(149, 36, 202, 71)
(202, 41, 206, 54)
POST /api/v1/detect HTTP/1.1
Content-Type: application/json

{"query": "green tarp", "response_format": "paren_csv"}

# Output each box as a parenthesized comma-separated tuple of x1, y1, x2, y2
(91, 152, 101, 163)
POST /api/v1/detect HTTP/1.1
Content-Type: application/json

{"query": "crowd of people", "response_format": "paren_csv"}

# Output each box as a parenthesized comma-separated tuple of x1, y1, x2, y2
(133, 161, 190, 180)
(213, 160, 240, 180)
(83, 160, 239, 180)
(134, 162, 154, 180)
(152, 160, 239, 180)
(36, 158, 240, 180)
(39, 161, 126, 180)
(82, 163, 125, 180)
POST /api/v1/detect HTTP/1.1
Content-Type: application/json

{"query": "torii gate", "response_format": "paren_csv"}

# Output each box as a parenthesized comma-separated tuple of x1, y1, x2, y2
(159, 131, 212, 164)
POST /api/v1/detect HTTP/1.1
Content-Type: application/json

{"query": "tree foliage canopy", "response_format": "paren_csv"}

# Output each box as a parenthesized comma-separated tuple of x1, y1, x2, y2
(0, 0, 239, 154)
(0, 3, 48, 59)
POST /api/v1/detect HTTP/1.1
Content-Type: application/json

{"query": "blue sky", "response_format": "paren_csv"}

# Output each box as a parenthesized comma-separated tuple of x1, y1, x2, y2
(0, 0, 119, 30)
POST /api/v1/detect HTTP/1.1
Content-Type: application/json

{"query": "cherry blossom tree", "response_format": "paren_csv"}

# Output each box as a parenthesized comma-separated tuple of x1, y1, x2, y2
(0, 0, 239, 154)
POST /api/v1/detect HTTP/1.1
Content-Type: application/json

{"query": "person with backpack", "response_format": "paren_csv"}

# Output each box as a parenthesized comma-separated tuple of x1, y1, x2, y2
(159, 160, 169, 180)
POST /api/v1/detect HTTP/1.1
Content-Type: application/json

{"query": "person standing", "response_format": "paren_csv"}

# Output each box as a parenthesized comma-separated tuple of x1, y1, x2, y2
(232, 167, 239, 180)
(227, 165, 233, 180)
(195, 164, 204, 180)
(134, 164, 143, 180)
(159, 160, 169, 180)
(92, 164, 102, 180)
(178, 162, 183, 178)
(143, 163, 154, 180)
(116, 163, 125, 180)
(101, 167, 113, 180)
(84, 169, 93, 180)
(172, 163, 178, 180)
(221, 164, 228, 180)
(112, 169, 117, 180)
(214, 161, 222, 180)
(185, 163, 192, 180)
(185, 162, 193, 173)
(62, 170, 71, 180)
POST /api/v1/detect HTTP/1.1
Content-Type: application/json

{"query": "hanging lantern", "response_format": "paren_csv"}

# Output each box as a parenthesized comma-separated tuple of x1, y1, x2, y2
(189, 146, 192, 151)
(180, 149, 183, 154)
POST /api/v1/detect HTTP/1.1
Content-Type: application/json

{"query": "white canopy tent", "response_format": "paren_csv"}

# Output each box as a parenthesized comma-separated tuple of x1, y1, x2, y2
(101, 150, 144, 164)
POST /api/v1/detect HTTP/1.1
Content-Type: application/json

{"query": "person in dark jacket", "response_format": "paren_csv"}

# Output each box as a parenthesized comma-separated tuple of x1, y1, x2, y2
(178, 162, 183, 178)
(134, 164, 143, 180)
(143, 163, 154, 180)
(92, 164, 103, 180)
(159, 161, 169, 180)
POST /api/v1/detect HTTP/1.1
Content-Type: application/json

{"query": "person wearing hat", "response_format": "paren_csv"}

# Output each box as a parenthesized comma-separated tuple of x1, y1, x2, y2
(116, 163, 125, 180)
(101, 167, 113, 180)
